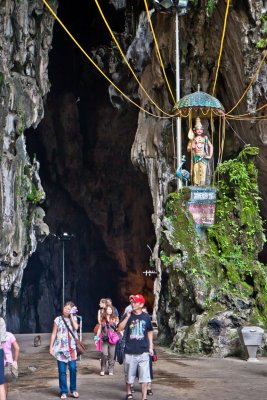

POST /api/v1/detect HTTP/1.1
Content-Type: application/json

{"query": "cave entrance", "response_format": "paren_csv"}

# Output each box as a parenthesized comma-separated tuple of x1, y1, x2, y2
(8, 0, 155, 333)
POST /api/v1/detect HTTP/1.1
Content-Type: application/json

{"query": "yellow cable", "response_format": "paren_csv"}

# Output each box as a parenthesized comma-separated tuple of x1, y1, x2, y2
(42, 0, 171, 120)
(226, 50, 267, 115)
(143, 0, 176, 104)
(94, 0, 173, 117)
(226, 115, 267, 121)
(212, 0, 230, 96)
(227, 103, 267, 117)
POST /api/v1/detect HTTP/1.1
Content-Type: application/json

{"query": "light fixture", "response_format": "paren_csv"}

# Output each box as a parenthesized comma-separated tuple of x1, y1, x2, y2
(57, 232, 75, 307)
(153, 0, 190, 191)
(153, 0, 189, 15)
(154, 0, 173, 11)
(59, 232, 75, 241)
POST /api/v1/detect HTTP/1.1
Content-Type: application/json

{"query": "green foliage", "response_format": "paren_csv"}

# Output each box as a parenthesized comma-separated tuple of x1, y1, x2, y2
(27, 184, 44, 204)
(163, 189, 216, 282)
(209, 147, 264, 258)
(207, 148, 266, 310)
(161, 146, 267, 326)
(16, 109, 26, 135)
(256, 15, 267, 49)
(160, 251, 172, 266)
(206, 0, 217, 16)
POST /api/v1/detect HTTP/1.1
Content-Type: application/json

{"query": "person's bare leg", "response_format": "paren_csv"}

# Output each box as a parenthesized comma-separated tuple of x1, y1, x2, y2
(4, 383, 7, 397)
(126, 383, 132, 397)
(141, 382, 148, 400)
(0, 384, 6, 400)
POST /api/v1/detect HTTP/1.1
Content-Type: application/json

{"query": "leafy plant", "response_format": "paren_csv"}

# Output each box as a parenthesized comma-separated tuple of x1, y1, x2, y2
(27, 184, 44, 204)
(206, 0, 217, 16)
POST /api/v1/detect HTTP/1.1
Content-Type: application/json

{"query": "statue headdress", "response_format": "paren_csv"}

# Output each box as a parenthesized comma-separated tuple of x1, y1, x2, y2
(194, 116, 203, 129)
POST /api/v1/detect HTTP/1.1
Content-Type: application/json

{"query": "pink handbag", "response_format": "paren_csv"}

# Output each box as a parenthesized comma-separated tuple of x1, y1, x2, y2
(95, 339, 102, 351)
(107, 330, 120, 345)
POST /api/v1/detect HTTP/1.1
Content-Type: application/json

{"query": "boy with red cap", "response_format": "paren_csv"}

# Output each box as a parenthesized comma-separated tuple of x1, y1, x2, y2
(118, 294, 153, 400)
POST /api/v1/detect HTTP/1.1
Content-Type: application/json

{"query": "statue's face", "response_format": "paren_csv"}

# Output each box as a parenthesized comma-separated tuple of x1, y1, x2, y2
(195, 128, 203, 136)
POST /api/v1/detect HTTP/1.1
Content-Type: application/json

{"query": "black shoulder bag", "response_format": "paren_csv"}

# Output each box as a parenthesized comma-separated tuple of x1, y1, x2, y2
(61, 316, 86, 356)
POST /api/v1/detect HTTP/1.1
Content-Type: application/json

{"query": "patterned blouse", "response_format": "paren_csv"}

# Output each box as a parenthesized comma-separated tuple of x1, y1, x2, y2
(52, 316, 78, 362)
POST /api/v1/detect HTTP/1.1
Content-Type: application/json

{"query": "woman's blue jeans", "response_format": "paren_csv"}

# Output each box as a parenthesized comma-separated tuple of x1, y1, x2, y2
(57, 360, 77, 395)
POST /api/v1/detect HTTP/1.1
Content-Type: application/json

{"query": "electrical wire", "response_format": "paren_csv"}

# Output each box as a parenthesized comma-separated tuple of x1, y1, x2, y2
(143, 0, 176, 104)
(226, 50, 267, 115)
(226, 115, 267, 121)
(212, 0, 230, 96)
(226, 119, 265, 163)
(42, 0, 172, 120)
(226, 103, 267, 118)
(94, 0, 173, 117)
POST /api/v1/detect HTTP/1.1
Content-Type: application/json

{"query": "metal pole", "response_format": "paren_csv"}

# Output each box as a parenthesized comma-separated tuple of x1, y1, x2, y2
(62, 241, 65, 308)
(175, 9, 182, 190)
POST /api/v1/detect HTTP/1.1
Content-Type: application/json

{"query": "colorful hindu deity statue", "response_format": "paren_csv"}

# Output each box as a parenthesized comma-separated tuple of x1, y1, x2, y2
(187, 117, 213, 186)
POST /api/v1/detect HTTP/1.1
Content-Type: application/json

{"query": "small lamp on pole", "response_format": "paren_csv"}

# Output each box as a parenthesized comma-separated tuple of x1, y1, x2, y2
(58, 232, 75, 308)
(153, 0, 189, 190)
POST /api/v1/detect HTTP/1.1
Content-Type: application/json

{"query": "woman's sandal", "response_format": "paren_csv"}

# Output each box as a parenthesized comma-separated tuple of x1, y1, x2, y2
(71, 392, 79, 398)
(125, 394, 133, 400)
(60, 395, 67, 399)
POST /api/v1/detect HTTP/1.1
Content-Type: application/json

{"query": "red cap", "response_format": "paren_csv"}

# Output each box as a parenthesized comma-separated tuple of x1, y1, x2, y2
(131, 294, 145, 305)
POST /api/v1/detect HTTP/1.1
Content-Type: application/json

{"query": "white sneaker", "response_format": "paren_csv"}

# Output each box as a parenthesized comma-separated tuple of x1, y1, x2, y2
(109, 372, 114, 376)
(100, 371, 105, 376)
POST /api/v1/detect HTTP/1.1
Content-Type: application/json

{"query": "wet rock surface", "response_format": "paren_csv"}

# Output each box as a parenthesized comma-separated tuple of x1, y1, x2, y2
(8, 333, 267, 400)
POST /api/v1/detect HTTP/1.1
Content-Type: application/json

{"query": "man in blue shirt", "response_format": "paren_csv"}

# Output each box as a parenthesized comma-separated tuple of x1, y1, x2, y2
(118, 294, 153, 400)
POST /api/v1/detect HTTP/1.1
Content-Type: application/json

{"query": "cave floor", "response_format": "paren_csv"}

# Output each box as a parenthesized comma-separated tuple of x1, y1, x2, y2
(8, 333, 267, 400)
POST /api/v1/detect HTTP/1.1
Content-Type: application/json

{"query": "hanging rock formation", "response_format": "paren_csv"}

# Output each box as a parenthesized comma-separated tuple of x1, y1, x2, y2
(0, 0, 52, 313)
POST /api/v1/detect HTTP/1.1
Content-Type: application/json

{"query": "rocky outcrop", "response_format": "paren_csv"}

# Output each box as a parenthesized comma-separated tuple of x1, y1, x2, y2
(130, 0, 267, 354)
(0, 0, 52, 314)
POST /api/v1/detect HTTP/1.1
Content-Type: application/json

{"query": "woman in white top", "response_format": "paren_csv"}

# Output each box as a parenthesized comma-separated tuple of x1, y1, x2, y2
(49, 302, 79, 399)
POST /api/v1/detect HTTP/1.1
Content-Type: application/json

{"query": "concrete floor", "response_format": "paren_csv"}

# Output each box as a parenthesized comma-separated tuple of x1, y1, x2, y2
(7, 333, 267, 400)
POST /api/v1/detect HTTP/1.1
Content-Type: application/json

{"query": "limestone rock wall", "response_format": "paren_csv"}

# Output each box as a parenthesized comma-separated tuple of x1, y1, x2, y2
(130, 0, 267, 353)
(0, 0, 52, 313)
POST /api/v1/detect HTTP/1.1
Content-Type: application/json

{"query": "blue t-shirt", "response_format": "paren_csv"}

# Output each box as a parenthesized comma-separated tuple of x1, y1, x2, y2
(124, 312, 153, 355)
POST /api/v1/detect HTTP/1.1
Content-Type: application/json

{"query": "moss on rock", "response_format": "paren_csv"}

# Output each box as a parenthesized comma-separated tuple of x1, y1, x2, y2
(159, 147, 267, 355)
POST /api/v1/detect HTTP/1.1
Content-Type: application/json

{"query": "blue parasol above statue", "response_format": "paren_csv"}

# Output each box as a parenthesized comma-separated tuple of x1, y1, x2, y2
(173, 90, 225, 118)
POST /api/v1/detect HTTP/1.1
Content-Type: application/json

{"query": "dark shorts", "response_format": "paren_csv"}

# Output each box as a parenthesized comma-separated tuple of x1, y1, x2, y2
(0, 348, 5, 384)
